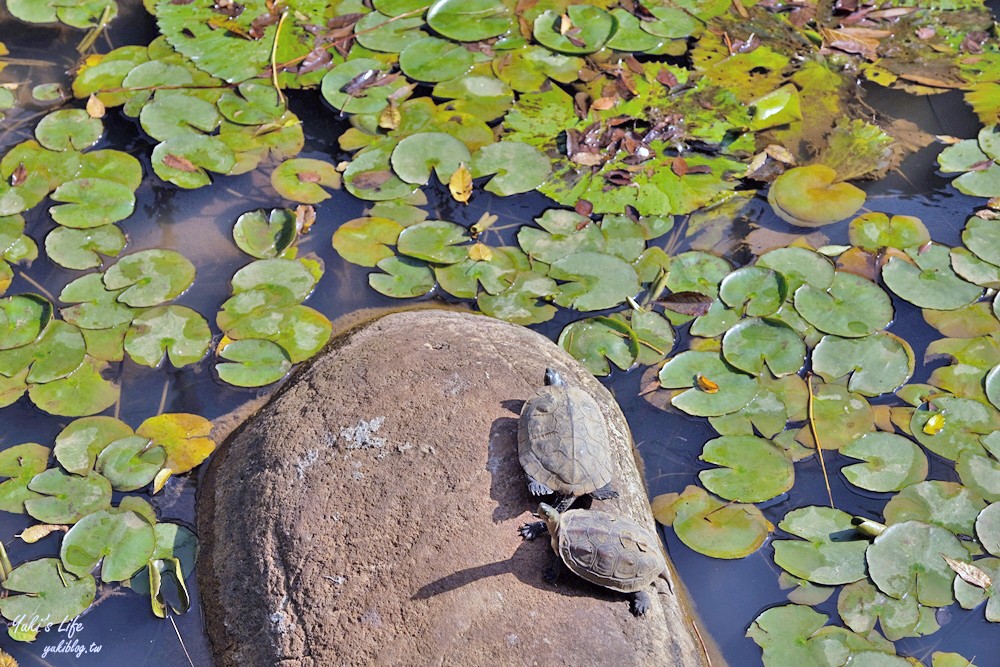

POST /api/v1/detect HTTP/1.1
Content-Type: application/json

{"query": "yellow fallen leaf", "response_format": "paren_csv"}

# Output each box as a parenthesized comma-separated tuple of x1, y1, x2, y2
(216, 334, 235, 355)
(468, 243, 493, 261)
(0, 649, 17, 667)
(378, 101, 400, 130)
(449, 163, 472, 204)
(923, 413, 945, 435)
(152, 467, 173, 495)
(17, 524, 66, 543)
(86, 94, 105, 119)
(559, 13, 572, 35)
(696, 374, 719, 394)
(136, 413, 215, 476)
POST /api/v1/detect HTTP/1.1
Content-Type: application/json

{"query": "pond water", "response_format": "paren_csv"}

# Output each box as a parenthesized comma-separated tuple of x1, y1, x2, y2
(2, 1, 1000, 665)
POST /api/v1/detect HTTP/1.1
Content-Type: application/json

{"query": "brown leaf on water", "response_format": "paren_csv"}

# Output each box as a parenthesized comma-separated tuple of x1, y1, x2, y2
(449, 163, 472, 204)
(298, 47, 333, 75)
(297, 171, 322, 183)
(352, 170, 393, 191)
(835, 246, 879, 281)
(591, 96, 616, 110)
(162, 153, 198, 172)
(17, 524, 67, 543)
(9, 163, 26, 186)
(378, 102, 401, 130)
(820, 27, 886, 60)
(639, 364, 672, 411)
(574, 199, 593, 217)
(671, 156, 689, 177)
(295, 204, 315, 234)
(656, 291, 712, 316)
(86, 94, 105, 119)
(943, 554, 992, 589)
(915, 26, 936, 40)
(656, 68, 678, 87)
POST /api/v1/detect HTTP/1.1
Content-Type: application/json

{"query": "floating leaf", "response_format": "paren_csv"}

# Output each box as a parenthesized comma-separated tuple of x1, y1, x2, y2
(151, 135, 236, 189)
(95, 436, 165, 492)
(230, 257, 317, 301)
(840, 432, 928, 492)
(746, 604, 828, 665)
(215, 338, 292, 387)
(699, 435, 794, 503)
(659, 350, 758, 417)
(884, 481, 986, 536)
(773, 506, 869, 586)
(35, 109, 102, 152)
(399, 37, 475, 83)
(217, 80, 285, 125)
(757, 247, 836, 293)
(396, 220, 469, 264)
(0, 442, 50, 514)
(868, 521, 969, 606)
(271, 158, 341, 204)
(321, 59, 407, 115)
(0, 559, 95, 631)
(27, 357, 118, 417)
(654, 485, 772, 559)
(59, 273, 134, 329)
(838, 579, 933, 641)
(721, 318, 805, 377)
(139, 91, 221, 142)
(354, 11, 427, 53)
(517, 209, 603, 264)
(449, 163, 472, 203)
(768, 165, 866, 227)
(533, 6, 614, 55)
(60, 508, 155, 582)
(470, 141, 550, 196)
(477, 271, 557, 324)
(953, 556, 1000, 622)
(0, 319, 85, 384)
(426, 0, 513, 41)
(812, 332, 914, 397)
(794, 271, 893, 338)
(343, 143, 418, 201)
(233, 208, 297, 260)
(0, 294, 51, 350)
(124, 306, 210, 368)
(882, 244, 983, 310)
(45, 224, 126, 269)
(550, 251, 640, 312)
(558, 316, 639, 376)
(332, 217, 403, 268)
(24, 469, 111, 524)
(391, 132, 471, 186)
(49, 178, 135, 229)
(54, 416, 134, 475)
(848, 213, 930, 252)
(718, 267, 786, 317)
(912, 397, 1000, 461)
(136, 413, 214, 478)
(369, 256, 435, 298)
(104, 249, 196, 307)
(631, 309, 675, 366)
(796, 382, 874, 451)
(977, 502, 1000, 557)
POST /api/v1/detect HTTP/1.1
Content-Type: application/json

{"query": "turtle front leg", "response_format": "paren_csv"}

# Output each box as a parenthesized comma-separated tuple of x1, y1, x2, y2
(528, 478, 554, 497)
(590, 482, 619, 501)
(519, 520, 549, 540)
(630, 590, 652, 616)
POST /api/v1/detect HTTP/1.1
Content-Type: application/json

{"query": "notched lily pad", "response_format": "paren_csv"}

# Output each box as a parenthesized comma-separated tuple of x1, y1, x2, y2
(772, 506, 869, 586)
(124, 306, 211, 368)
(721, 318, 805, 377)
(104, 249, 196, 307)
(558, 316, 639, 377)
(658, 350, 758, 417)
(35, 109, 103, 152)
(653, 485, 772, 559)
(812, 332, 914, 396)
(882, 244, 983, 311)
(698, 435, 794, 503)
(233, 208, 298, 260)
(849, 212, 930, 252)
(45, 224, 126, 269)
(840, 432, 928, 492)
(216, 338, 293, 387)
(271, 158, 341, 204)
(470, 141, 550, 196)
(0, 559, 95, 633)
(768, 165, 866, 228)
(24, 468, 112, 524)
(60, 508, 156, 582)
(794, 271, 893, 338)
(867, 520, 968, 606)
(391, 132, 471, 185)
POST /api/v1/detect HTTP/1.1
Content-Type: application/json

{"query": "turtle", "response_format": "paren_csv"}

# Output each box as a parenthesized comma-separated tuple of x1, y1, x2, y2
(517, 367, 618, 529)
(526, 503, 671, 616)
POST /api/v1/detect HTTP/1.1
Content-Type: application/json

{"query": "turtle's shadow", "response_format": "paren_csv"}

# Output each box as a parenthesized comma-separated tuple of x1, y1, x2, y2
(410, 538, 626, 609)
(488, 400, 528, 523)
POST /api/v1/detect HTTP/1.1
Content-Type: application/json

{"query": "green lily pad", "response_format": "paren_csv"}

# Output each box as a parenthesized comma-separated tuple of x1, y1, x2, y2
(757, 247, 835, 293)
(433, 74, 514, 122)
(271, 158, 341, 204)
(0, 559, 95, 632)
(434, 248, 518, 299)
(230, 257, 318, 301)
(631, 309, 675, 366)
(867, 520, 968, 606)
(654, 484, 772, 559)
(0, 367, 27, 408)
(491, 45, 582, 92)
(952, 556, 1000, 622)
(912, 397, 1000, 461)
(139, 91, 221, 142)
(812, 332, 914, 397)
(103, 249, 196, 307)
(698, 435, 794, 503)
(768, 165, 866, 228)
(976, 503, 1000, 557)
(840, 432, 928, 492)
(24, 468, 111, 524)
(35, 109, 103, 152)
(45, 224, 127, 269)
(477, 271, 557, 324)
(709, 374, 806, 439)
(81, 324, 127, 363)
(49, 178, 136, 229)
(343, 143, 419, 202)
(958, 447, 1000, 504)
(233, 208, 297, 260)
(0, 442, 50, 514)
(747, 604, 829, 665)
(470, 141, 550, 196)
(333, 217, 404, 268)
(28, 356, 118, 416)
(924, 301, 1000, 338)
(399, 37, 475, 83)
(354, 11, 427, 52)
(369, 256, 435, 298)
(963, 216, 1000, 267)
(882, 244, 983, 310)
(124, 306, 211, 368)
(749, 84, 802, 131)
(932, 653, 981, 667)
(938, 139, 989, 173)
(217, 80, 286, 126)
(0, 294, 51, 350)
(517, 209, 604, 263)
(721, 318, 805, 377)
(665, 251, 732, 297)
(61, 508, 156, 582)
(391, 133, 471, 185)
(794, 271, 893, 338)
(533, 6, 614, 55)
(954, 164, 1000, 198)
(659, 350, 758, 417)
(54, 415, 134, 475)
(557, 316, 639, 377)
(772, 506, 869, 586)
(426, 0, 513, 41)
(838, 579, 934, 642)
(95, 436, 166, 491)
(78, 149, 143, 190)
(605, 8, 664, 52)
(59, 273, 135, 329)
(950, 247, 1000, 289)
(795, 382, 874, 451)
(0, 319, 86, 384)
(216, 338, 293, 387)
(848, 213, 930, 252)
(151, 134, 236, 189)
(396, 220, 469, 264)
(884, 481, 986, 536)
(321, 59, 408, 115)
(550, 251, 640, 312)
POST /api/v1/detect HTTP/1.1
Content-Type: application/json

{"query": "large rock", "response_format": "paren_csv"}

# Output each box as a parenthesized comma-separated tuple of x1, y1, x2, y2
(198, 309, 716, 666)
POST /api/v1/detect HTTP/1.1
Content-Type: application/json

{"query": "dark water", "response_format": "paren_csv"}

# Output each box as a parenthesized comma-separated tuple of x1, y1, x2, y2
(1, 4, 999, 666)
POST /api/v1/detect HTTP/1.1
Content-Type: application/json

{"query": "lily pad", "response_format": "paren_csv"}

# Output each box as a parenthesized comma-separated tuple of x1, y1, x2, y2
(332, 217, 405, 268)
(867, 520, 968, 606)
(61, 508, 156, 582)
(883, 481, 986, 536)
(0, 442, 50, 514)
(698, 435, 794, 503)
(912, 396, 1000, 461)
(343, 143, 419, 201)
(396, 220, 469, 264)
(369, 256, 435, 298)
(757, 247, 835, 293)
(399, 37, 475, 83)
(840, 433, 928, 492)
(631, 309, 675, 366)
(469, 141, 550, 196)
(772, 506, 869, 586)
(354, 11, 427, 52)
(924, 301, 1000, 338)
(768, 165, 866, 228)
(49, 178, 136, 229)
(0, 319, 86, 384)
(59, 273, 135, 329)
(426, 0, 513, 41)
(35, 109, 103, 152)
(666, 251, 732, 298)
(271, 158, 341, 204)
(216, 338, 292, 387)
(321, 59, 407, 115)
(95, 436, 166, 491)
(151, 134, 236, 189)
(838, 579, 934, 641)
(746, 604, 828, 665)
(952, 556, 1000, 622)
(233, 208, 297, 260)
(136, 413, 215, 478)
(532, 6, 614, 55)
(139, 91, 221, 142)
(391, 133, 471, 185)
(0, 294, 51, 350)
(54, 415, 134, 475)
(24, 468, 111, 524)
(882, 244, 983, 310)
(217, 80, 286, 126)
(104, 249, 196, 307)
(0, 559, 95, 633)
(517, 209, 604, 264)
(558, 316, 639, 377)
(721, 318, 805, 377)
(659, 350, 758, 417)
(849, 213, 930, 252)
(795, 381, 875, 451)
(653, 485, 772, 559)
(963, 216, 1000, 267)
(45, 224, 126, 269)
(124, 306, 211, 368)
(550, 251, 640, 312)
(477, 271, 557, 324)
(793, 271, 893, 338)
(812, 332, 914, 397)
(27, 357, 119, 417)
(976, 503, 1000, 557)
(230, 257, 318, 301)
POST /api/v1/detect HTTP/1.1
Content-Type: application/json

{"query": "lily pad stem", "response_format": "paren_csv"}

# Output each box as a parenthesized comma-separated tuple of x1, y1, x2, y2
(641, 268, 669, 307)
(15, 269, 56, 302)
(0, 541, 10, 582)
(807, 373, 836, 509)
(76, 4, 113, 54)
(270, 10, 289, 106)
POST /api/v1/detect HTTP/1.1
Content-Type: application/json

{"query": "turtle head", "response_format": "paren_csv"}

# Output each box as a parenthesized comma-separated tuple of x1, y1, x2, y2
(543, 368, 565, 387)
(538, 503, 560, 533)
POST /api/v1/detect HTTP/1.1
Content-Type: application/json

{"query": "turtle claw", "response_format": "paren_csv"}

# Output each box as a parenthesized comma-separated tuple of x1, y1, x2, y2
(591, 482, 619, 501)
(519, 520, 548, 540)
(528, 480, 554, 496)
(630, 590, 651, 616)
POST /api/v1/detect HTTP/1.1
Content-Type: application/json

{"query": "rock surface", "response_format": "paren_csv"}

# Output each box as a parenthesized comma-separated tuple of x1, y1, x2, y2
(198, 309, 717, 666)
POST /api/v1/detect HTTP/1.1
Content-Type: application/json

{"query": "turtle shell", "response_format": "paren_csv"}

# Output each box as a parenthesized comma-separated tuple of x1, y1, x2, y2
(518, 381, 614, 496)
(554, 508, 666, 593)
